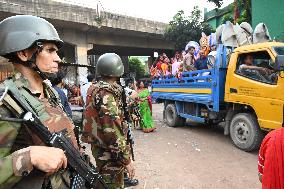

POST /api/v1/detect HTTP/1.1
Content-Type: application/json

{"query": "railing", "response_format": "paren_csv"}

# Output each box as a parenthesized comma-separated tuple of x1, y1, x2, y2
(152, 69, 214, 87)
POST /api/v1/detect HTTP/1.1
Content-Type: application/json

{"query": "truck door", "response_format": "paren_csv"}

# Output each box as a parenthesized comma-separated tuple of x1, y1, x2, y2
(225, 50, 284, 130)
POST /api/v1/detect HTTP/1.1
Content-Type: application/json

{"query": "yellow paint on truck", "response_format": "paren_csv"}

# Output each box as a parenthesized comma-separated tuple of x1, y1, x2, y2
(225, 42, 284, 130)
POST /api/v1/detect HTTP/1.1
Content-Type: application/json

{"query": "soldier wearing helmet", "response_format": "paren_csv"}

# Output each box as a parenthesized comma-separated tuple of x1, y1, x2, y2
(82, 53, 135, 189)
(0, 15, 79, 188)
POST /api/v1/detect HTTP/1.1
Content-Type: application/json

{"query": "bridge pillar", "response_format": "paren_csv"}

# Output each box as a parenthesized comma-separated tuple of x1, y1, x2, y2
(77, 43, 93, 84)
(121, 56, 129, 75)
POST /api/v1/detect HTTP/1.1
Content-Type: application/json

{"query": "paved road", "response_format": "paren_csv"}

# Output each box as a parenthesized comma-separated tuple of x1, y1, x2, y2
(131, 103, 261, 189)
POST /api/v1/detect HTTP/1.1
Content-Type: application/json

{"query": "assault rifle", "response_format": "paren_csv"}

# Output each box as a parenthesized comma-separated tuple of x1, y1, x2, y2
(119, 78, 135, 161)
(0, 84, 108, 189)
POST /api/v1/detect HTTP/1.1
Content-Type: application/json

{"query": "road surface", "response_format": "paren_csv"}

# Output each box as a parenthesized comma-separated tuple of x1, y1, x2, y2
(131, 103, 261, 189)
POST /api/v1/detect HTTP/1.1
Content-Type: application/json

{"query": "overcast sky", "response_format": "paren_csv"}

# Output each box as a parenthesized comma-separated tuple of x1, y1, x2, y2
(57, 0, 233, 23)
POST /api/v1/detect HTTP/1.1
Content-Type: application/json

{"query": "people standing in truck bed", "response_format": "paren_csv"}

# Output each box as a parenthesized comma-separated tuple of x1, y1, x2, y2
(183, 46, 196, 72)
(194, 50, 208, 70)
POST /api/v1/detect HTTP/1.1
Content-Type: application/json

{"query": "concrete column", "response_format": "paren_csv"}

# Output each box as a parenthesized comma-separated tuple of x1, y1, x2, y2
(121, 56, 129, 75)
(58, 28, 94, 84)
(77, 43, 93, 84)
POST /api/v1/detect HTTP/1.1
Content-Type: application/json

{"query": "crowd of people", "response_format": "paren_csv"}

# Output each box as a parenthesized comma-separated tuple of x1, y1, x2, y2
(150, 33, 217, 79)
(52, 71, 156, 134)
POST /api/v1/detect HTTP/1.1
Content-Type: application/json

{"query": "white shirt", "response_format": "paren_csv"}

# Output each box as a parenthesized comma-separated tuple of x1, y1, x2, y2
(125, 87, 135, 97)
(80, 82, 92, 105)
(172, 60, 181, 75)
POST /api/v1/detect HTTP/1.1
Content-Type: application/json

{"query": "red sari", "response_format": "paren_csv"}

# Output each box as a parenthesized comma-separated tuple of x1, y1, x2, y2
(258, 128, 284, 189)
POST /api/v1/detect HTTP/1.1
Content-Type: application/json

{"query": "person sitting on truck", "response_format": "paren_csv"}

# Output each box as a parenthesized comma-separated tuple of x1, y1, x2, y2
(183, 46, 196, 72)
(239, 54, 272, 75)
(161, 56, 171, 76)
(172, 52, 182, 76)
(194, 50, 208, 70)
(207, 51, 217, 69)
(156, 55, 164, 75)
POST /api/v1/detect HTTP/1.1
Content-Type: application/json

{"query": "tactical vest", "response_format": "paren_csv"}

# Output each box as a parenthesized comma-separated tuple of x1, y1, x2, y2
(2, 79, 75, 189)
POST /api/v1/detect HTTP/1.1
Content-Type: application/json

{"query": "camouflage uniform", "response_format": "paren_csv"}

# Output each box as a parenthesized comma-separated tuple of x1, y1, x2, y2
(0, 72, 78, 189)
(82, 80, 130, 189)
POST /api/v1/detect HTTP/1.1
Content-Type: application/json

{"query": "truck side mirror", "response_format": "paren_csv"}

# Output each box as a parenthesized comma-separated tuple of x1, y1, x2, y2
(274, 55, 284, 71)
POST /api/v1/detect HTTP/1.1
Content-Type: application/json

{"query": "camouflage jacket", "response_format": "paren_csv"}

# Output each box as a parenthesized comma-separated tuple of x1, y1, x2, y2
(82, 80, 131, 165)
(0, 72, 78, 189)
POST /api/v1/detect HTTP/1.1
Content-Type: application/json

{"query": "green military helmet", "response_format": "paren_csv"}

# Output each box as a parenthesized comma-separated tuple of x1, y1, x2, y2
(96, 53, 124, 77)
(0, 15, 63, 57)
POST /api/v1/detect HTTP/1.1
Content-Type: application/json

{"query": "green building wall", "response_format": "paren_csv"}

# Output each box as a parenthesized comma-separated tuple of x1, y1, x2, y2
(204, 4, 234, 30)
(252, 0, 284, 40)
(207, 18, 218, 30)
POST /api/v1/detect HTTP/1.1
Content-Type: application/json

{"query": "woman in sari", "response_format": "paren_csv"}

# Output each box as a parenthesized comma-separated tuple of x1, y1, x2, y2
(136, 81, 156, 133)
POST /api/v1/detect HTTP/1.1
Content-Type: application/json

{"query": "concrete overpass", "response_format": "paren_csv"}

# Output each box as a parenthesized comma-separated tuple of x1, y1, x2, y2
(0, 0, 174, 82)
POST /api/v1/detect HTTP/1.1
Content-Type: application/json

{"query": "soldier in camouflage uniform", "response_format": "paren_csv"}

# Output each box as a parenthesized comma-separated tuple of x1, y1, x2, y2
(0, 15, 79, 189)
(82, 53, 135, 189)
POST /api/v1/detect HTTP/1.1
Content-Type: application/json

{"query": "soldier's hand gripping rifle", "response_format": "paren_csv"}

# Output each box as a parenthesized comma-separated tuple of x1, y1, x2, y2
(0, 85, 108, 189)
(119, 78, 135, 161)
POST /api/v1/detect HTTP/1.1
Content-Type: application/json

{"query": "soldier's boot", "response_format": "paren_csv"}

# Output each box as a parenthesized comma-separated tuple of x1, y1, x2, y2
(124, 172, 139, 187)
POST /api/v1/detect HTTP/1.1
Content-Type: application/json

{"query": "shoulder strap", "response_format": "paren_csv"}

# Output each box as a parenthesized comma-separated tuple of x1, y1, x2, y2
(4, 79, 50, 121)
(43, 80, 63, 108)
(4, 79, 36, 115)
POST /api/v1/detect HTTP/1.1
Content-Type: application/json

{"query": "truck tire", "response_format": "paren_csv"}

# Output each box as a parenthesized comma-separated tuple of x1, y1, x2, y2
(165, 103, 185, 127)
(230, 113, 264, 152)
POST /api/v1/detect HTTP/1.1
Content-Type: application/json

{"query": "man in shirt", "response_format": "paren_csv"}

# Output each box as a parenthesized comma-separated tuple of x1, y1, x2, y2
(239, 54, 272, 74)
(80, 74, 95, 106)
(194, 50, 208, 70)
(183, 46, 196, 71)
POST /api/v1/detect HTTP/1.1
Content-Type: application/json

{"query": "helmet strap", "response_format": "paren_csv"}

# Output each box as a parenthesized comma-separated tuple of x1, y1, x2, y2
(25, 42, 57, 80)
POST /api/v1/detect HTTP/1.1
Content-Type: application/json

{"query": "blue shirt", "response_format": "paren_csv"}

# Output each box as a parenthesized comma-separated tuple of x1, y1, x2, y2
(194, 57, 208, 70)
(53, 86, 73, 118)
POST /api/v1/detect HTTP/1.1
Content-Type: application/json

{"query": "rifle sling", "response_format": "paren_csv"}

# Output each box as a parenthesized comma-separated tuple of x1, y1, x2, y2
(4, 79, 51, 121)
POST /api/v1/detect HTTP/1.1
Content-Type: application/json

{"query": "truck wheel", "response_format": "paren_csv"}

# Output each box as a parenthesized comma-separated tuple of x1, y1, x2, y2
(165, 103, 185, 127)
(230, 113, 264, 152)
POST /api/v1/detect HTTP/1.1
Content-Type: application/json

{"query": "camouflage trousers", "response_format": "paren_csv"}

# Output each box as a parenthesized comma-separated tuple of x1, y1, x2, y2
(93, 148, 124, 189)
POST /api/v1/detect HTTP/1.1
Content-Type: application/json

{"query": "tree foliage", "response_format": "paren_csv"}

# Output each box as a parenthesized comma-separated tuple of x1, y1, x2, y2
(221, 13, 234, 24)
(207, 0, 223, 7)
(236, 0, 251, 24)
(164, 7, 213, 51)
(128, 57, 145, 79)
(210, 0, 252, 24)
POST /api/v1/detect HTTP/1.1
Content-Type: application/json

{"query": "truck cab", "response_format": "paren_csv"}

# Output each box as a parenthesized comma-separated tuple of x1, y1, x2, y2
(224, 42, 284, 150)
(152, 42, 284, 151)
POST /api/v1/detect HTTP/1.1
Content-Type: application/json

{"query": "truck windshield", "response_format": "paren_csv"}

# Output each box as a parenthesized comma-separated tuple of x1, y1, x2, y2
(273, 46, 284, 55)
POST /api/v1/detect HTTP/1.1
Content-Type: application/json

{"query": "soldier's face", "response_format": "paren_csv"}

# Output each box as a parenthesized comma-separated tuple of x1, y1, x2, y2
(35, 43, 61, 73)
